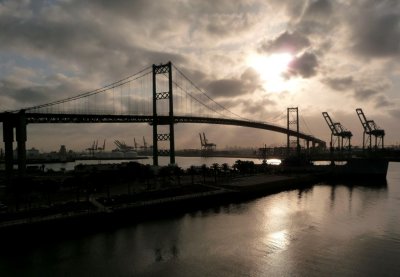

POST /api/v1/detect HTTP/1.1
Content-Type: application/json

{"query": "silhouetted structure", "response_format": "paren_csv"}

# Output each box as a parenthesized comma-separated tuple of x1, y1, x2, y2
(199, 132, 216, 154)
(0, 61, 325, 181)
(322, 112, 352, 151)
(152, 62, 175, 166)
(356, 108, 385, 150)
(287, 107, 300, 155)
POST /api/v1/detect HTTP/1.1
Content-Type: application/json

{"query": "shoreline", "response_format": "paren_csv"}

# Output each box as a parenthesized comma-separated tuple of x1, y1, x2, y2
(0, 173, 324, 237)
(0, 157, 389, 239)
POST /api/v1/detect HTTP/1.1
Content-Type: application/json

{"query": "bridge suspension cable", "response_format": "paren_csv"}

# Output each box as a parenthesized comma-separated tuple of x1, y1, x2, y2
(22, 66, 152, 113)
(172, 64, 248, 121)
(264, 111, 286, 123)
(300, 115, 314, 137)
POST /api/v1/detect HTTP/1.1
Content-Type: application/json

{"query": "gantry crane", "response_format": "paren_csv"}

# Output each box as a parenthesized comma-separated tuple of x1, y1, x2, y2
(322, 112, 353, 151)
(356, 108, 385, 150)
(86, 139, 105, 155)
(199, 133, 216, 152)
(114, 140, 135, 152)
(97, 139, 106, 151)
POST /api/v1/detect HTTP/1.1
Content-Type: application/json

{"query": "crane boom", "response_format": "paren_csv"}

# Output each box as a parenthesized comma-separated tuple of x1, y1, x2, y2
(322, 112, 352, 151)
(355, 108, 384, 149)
(143, 137, 147, 148)
(203, 133, 208, 144)
(356, 108, 372, 133)
(322, 112, 339, 136)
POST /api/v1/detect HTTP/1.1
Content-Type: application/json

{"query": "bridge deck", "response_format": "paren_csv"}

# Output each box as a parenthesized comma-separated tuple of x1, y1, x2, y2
(0, 112, 325, 146)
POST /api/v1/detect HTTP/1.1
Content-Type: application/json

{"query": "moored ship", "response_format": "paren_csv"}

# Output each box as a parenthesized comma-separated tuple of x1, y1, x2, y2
(328, 157, 389, 180)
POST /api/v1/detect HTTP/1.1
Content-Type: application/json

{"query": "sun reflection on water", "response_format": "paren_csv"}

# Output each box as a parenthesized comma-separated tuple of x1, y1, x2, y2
(268, 230, 290, 251)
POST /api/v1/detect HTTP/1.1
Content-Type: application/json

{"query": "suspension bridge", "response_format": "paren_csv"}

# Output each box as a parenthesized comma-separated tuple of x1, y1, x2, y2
(0, 62, 325, 178)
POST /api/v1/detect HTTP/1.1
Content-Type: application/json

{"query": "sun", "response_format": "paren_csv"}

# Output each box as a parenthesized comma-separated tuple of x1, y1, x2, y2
(247, 53, 294, 92)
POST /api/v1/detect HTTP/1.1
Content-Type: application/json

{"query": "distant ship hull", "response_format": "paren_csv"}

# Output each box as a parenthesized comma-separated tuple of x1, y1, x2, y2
(79, 151, 147, 160)
(328, 158, 389, 180)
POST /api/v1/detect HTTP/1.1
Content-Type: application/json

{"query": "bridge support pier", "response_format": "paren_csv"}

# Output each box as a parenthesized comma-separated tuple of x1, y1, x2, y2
(1, 111, 27, 182)
(16, 111, 27, 177)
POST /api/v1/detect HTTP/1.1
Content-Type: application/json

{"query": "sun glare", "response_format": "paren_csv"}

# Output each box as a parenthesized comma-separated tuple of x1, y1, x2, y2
(247, 53, 294, 92)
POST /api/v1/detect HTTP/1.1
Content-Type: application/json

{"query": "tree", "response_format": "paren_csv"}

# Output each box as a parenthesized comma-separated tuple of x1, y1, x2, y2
(222, 163, 230, 182)
(158, 166, 172, 187)
(171, 166, 184, 186)
(187, 166, 197, 185)
(211, 163, 220, 183)
(201, 164, 208, 184)
(143, 164, 154, 190)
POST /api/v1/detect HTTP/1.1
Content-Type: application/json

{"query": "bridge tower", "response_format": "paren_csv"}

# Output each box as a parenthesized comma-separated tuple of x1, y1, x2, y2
(287, 107, 300, 155)
(152, 62, 175, 166)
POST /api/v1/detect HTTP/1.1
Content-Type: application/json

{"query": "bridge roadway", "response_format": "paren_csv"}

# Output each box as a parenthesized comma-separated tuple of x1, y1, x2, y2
(13, 112, 325, 146)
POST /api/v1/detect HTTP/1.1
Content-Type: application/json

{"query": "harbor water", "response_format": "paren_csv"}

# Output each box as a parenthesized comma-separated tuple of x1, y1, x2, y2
(1, 161, 399, 276)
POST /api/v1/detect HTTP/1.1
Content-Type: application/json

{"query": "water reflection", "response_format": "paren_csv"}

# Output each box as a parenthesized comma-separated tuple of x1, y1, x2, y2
(153, 244, 179, 262)
(297, 187, 311, 199)
(154, 248, 163, 262)
(265, 230, 291, 253)
(191, 202, 249, 218)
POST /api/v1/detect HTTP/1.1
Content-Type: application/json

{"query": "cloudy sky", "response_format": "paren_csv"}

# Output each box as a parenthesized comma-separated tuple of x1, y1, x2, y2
(0, 0, 399, 152)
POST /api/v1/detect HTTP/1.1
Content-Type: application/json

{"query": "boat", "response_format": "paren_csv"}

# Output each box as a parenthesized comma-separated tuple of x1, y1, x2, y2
(282, 155, 389, 180)
(328, 157, 389, 180)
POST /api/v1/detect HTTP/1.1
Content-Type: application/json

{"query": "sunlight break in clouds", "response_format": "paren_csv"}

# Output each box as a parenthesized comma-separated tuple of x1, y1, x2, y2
(247, 53, 296, 92)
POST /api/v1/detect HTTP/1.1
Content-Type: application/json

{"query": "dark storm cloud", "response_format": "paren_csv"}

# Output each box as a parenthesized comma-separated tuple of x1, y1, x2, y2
(0, 78, 51, 107)
(284, 0, 336, 36)
(84, 0, 262, 39)
(240, 98, 277, 116)
(304, 0, 333, 18)
(0, 10, 186, 76)
(76, 0, 156, 19)
(0, 11, 136, 78)
(287, 52, 318, 78)
(389, 109, 400, 118)
(374, 95, 392, 108)
(259, 31, 310, 54)
(0, 70, 109, 110)
(0, 0, 264, 110)
(0, 0, 191, 109)
(205, 68, 262, 98)
(323, 76, 354, 91)
(354, 88, 379, 101)
(0, 1, 191, 66)
(353, 78, 391, 103)
(206, 79, 245, 98)
(323, 73, 392, 109)
(351, 0, 400, 57)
